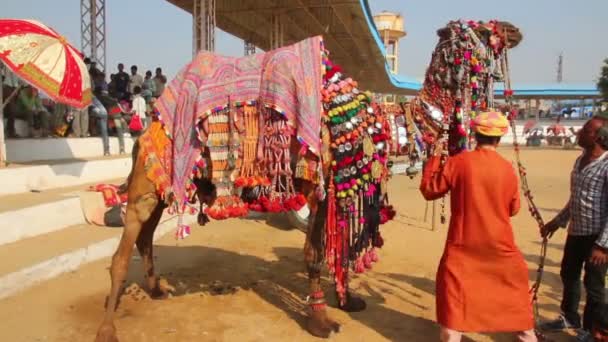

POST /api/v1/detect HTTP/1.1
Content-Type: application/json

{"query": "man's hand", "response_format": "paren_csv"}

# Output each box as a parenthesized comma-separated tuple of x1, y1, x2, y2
(432, 143, 444, 157)
(589, 245, 608, 266)
(541, 219, 560, 238)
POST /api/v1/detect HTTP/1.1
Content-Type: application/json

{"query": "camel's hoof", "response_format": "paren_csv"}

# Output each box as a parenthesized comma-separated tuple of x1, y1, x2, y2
(325, 319, 341, 333)
(338, 294, 367, 312)
(307, 317, 338, 338)
(149, 286, 169, 299)
(149, 277, 174, 299)
(95, 323, 118, 342)
(306, 311, 340, 338)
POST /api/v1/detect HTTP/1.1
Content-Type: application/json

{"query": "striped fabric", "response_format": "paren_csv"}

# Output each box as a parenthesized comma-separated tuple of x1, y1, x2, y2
(154, 36, 324, 212)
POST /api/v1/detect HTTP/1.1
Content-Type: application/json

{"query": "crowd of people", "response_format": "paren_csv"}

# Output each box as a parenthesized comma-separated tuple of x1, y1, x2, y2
(1, 60, 168, 156)
(85, 59, 168, 155)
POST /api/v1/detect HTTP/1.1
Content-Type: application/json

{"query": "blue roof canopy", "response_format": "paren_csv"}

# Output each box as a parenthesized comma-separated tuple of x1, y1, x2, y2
(359, 0, 600, 99)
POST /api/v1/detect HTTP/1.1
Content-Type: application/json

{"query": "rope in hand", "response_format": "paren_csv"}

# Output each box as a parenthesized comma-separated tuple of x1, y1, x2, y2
(502, 41, 549, 333)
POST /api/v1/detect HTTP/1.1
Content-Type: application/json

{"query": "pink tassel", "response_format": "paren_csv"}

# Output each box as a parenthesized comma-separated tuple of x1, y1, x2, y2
(365, 183, 376, 197)
(355, 258, 365, 273)
(370, 248, 379, 262)
(175, 214, 191, 240)
(363, 252, 372, 269)
(175, 224, 191, 240)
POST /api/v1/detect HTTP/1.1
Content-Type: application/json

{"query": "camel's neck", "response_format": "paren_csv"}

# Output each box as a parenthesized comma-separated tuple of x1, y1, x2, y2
(417, 49, 459, 119)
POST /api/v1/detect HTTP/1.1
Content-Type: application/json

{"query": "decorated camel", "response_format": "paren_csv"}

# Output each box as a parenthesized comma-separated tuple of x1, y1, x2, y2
(95, 20, 522, 342)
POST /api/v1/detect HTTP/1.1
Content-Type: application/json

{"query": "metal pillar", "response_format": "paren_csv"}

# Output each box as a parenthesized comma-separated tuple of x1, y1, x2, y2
(193, 0, 216, 54)
(80, 0, 106, 72)
(244, 41, 256, 56)
(269, 13, 284, 49)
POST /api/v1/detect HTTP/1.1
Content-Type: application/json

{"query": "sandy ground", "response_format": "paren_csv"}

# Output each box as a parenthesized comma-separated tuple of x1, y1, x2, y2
(0, 148, 582, 342)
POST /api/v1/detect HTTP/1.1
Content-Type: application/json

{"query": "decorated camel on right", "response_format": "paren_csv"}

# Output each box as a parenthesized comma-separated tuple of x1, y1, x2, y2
(95, 19, 522, 342)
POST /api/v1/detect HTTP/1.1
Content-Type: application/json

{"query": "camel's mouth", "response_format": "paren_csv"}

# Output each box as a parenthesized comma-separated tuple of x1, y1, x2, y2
(495, 21, 523, 49)
(197, 212, 210, 226)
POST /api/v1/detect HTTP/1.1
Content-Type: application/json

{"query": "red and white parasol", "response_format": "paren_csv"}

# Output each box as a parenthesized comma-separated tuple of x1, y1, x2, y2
(0, 19, 92, 166)
(0, 19, 92, 109)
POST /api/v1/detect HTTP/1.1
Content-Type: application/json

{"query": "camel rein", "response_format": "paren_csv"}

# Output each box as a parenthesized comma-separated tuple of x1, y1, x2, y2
(502, 44, 548, 329)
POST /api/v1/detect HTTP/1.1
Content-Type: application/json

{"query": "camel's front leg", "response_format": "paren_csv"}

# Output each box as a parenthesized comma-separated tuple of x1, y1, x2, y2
(95, 193, 159, 342)
(303, 191, 340, 338)
(135, 203, 170, 298)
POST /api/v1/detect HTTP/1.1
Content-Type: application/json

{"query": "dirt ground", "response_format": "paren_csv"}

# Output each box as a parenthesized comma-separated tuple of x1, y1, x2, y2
(0, 148, 582, 341)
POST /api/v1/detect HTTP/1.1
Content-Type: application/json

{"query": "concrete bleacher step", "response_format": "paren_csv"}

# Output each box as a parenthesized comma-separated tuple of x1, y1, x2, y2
(0, 155, 132, 196)
(6, 136, 135, 163)
(0, 179, 123, 246)
(0, 132, 186, 299)
(0, 213, 196, 299)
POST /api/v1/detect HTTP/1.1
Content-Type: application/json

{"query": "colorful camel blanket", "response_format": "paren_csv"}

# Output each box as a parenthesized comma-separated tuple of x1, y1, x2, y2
(153, 36, 324, 212)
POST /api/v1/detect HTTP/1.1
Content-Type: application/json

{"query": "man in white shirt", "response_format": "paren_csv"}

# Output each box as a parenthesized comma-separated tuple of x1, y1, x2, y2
(128, 65, 144, 96)
(131, 86, 147, 132)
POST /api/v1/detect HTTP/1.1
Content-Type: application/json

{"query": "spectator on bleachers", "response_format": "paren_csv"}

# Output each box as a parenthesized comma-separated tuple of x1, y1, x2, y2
(7, 86, 52, 138)
(131, 85, 147, 132)
(142, 70, 156, 103)
(90, 94, 110, 155)
(71, 106, 89, 138)
(107, 74, 115, 98)
(89, 61, 102, 81)
(128, 65, 143, 98)
(94, 72, 108, 93)
(92, 86, 126, 156)
(153, 67, 167, 98)
(114, 63, 130, 101)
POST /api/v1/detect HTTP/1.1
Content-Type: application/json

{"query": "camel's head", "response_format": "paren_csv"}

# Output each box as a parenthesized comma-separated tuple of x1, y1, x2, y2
(493, 21, 523, 49)
(422, 19, 524, 108)
(436, 20, 522, 58)
(412, 19, 523, 157)
(447, 20, 522, 50)
(191, 177, 216, 226)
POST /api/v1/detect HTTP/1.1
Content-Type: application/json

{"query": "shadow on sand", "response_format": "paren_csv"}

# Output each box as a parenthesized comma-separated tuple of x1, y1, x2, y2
(118, 245, 444, 341)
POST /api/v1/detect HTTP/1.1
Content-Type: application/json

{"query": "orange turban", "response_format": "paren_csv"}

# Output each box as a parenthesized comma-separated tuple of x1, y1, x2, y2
(472, 111, 509, 137)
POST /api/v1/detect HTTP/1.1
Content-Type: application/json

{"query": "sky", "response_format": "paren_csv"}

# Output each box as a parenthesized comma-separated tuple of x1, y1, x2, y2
(2, 0, 608, 85)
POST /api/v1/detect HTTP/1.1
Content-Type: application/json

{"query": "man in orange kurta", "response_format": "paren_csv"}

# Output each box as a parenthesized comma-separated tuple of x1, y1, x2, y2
(419, 111, 536, 342)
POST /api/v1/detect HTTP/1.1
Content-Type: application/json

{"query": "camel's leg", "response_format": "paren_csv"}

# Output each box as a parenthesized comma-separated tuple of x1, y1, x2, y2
(95, 192, 158, 342)
(135, 203, 168, 298)
(96, 143, 159, 342)
(303, 184, 340, 338)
